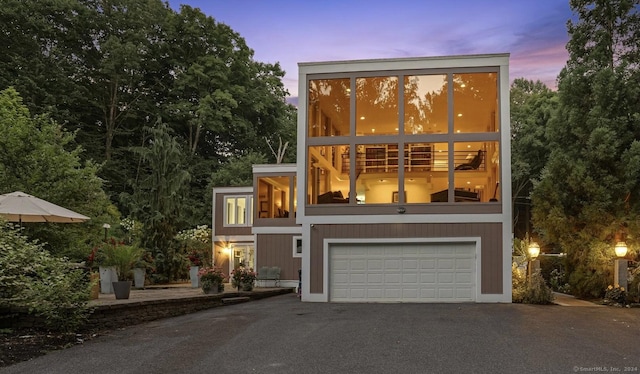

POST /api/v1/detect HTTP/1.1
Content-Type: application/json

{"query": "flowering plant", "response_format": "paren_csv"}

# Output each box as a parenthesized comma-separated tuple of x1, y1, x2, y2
(604, 284, 627, 305)
(187, 250, 204, 267)
(231, 267, 257, 291)
(198, 267, 225, 293)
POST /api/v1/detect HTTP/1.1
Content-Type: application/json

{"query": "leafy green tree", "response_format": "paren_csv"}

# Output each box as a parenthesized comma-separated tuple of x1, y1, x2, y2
(510, 79, 557, 237)
(0, 87, 115, 260)
(0, 1, 297, 238)
(121, 122, 190, 281)
(209, 152, 267, 188)
(532, 0, 640, 297)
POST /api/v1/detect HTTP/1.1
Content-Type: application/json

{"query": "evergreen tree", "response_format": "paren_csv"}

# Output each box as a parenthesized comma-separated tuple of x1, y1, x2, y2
(510, 78, 557, 237)
(120, 122, 190, 281)
(532, 0, 640, 297)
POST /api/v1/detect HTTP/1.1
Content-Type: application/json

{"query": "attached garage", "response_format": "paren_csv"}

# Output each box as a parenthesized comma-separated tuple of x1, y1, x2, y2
(329, 241, 477, 302)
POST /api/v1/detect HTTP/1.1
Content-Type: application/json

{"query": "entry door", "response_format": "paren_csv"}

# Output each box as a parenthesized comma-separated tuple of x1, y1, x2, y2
(232, 245, 255, 271)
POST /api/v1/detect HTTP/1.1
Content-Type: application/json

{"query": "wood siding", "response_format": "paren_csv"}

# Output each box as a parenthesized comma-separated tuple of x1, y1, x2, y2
(309, 222, 502, 294)
(257, 234, 302, 281)
(213, 193, 252, 237)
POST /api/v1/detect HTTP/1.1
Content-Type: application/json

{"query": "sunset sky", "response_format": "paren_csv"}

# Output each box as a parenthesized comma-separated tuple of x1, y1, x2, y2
(166, 0, 573, 99)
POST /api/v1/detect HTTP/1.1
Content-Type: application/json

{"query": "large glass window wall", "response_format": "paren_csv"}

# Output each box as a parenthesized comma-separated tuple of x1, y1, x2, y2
(306, 70, 501, 206)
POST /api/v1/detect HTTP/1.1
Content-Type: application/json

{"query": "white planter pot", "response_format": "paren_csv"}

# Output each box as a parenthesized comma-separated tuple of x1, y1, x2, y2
(133, 268, 145, 288)
(99, 266, 117, 294)
(189, 266, 200, 288)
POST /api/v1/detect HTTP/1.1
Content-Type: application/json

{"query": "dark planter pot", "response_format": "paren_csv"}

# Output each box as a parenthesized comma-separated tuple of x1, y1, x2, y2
(112, 281, 132, 300)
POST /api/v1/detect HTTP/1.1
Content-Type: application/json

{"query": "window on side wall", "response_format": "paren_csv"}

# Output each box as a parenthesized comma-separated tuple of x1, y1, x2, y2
(224, 196, 253, 227)
(292, 236, 302, 258)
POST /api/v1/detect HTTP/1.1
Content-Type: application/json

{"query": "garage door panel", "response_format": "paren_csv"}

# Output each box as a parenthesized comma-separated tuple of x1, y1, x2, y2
(402, 273, 418, 283)
(384, 273, 401, 283)
(420, 273, 437, 284)
(330, 242, 476, 302)
(368, 259, 384, 270)
(402, 259, 418, 269)
(438, 273, 455, 283)
(456, 258, 473, 270)
(420, 259, 436, 269)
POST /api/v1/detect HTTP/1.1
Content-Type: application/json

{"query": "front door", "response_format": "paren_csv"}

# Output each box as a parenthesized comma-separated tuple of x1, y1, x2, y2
(231, 245, 255, 272)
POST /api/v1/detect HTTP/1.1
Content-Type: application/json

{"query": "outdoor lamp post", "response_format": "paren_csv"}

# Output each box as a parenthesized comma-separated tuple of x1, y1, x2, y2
(527, 242, 541, 278)
(102, 223, 111, 242)
(614, 241, 628, 290)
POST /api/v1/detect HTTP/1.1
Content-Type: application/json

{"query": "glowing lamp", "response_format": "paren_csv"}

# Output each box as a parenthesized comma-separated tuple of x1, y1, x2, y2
(528, 242, 540, 260)
(614, 241, 628, 258)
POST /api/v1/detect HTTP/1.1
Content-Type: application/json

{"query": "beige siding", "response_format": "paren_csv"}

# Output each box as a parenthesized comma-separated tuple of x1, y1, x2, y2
(212, 242, 230, 278)
(214, 193, 252, 237)
(310, 223, 502, 294)
(257, 234, 302, 281)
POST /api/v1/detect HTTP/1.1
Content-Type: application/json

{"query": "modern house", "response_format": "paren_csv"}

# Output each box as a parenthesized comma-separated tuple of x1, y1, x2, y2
(213, 53, 512, 303)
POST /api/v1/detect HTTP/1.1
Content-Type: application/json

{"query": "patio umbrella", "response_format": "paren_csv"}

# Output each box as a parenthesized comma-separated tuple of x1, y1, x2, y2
(0, 191, 90, 224)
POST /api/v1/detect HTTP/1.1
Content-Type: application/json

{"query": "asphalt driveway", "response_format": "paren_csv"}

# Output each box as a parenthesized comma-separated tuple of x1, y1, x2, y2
(2, 294, 639, 374)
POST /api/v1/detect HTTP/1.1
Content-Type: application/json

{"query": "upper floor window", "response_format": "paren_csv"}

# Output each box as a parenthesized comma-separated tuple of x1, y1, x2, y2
(224, 196, 252, 226)
(356, 76, 399, 136)
(453, 73, 498, 133)
(306, 70, 501, 206)
(404, 74, 448, 134)
(308, 78, 350, 137)
(257, 176, 294, 218)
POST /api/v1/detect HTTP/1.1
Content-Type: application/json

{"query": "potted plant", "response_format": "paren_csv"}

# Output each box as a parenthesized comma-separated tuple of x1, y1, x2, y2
(97, 240, 118, 294)
(198, 267, 226, 294)
(231, 267, 257, 292)
(132, 251, 153, 289)
(109, 245, 143, 299)
(187, 250, 204, 288)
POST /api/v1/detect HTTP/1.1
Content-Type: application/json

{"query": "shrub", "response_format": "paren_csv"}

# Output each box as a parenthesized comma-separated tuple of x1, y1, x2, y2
(0, 223, 92, 332)
(231, 267, 257, 290)
(198, 267, 225, 293)
(512, 263, 554, 304)
(604, 285, 627, 305)
(522, 271, 555, 304)
(549, 268, 571, 294)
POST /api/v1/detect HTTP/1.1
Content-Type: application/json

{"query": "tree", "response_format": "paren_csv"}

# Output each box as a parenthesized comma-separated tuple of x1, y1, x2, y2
(510, 79, 557, 237)
(121, 122, 190, 281)
(0, 1, 297, 237)
(531, 0, 640, 297)
(0, 87, 114, 260)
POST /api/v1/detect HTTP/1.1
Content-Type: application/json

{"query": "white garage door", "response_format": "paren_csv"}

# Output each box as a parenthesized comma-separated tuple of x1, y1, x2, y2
(329, 242, 476, 302)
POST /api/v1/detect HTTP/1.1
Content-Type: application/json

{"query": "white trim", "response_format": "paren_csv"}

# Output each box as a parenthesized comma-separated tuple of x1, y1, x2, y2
(300, 223, 313, 301)
(251, 226, 302, 235)
(292, 236, 302, 258)
(222, 195, 253, 228)
(213, 235, 254, 243)
(212, 187, 253, 194)
(212, 187, 253, 238)
(298, 214, 504, 225)
(252, 164, 297, 174)
(498, 62, 513, 303)
(298, 54, 510, 74)
(477, 293, 511, 303)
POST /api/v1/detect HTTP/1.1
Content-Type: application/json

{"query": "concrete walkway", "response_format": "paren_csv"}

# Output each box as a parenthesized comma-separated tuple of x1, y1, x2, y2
(552, 292, 604, 307)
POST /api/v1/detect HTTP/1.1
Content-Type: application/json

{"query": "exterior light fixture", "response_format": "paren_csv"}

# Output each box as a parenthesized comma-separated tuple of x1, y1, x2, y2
(614, 241, 628, 258)
(528, 242, 540, 260)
